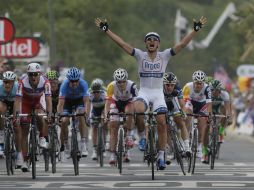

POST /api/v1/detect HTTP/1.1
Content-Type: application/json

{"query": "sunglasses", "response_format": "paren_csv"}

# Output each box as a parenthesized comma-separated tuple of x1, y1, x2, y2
(28, 72, 40, 77)
(164, 83, 175, 87)
(92, 90, 100, 94)
(117, 80, 126, 84)
(194, 82, 204, 85)
(70, 79, 79, 83)
(3, 80, 13, 84)
(146, 37, 159, 42)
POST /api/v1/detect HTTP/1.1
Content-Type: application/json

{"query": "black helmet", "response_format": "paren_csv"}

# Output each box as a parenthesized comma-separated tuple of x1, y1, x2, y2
(163, 72, 177, 84)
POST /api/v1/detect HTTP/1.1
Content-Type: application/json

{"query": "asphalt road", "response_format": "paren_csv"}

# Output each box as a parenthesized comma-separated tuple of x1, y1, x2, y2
(0, 132, 254, 190)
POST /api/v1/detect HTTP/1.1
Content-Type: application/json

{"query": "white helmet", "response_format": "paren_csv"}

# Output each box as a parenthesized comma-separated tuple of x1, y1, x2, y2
(2, 71, 16, 81)
(192, 70, 206, 82)
(113, 68, 128, 81)
(144, 32, 160, 42)
(27, 62, 41, 73)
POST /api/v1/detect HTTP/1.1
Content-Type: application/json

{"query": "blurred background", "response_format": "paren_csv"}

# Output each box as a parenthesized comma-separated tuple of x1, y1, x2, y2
(0, 0, 253, 88)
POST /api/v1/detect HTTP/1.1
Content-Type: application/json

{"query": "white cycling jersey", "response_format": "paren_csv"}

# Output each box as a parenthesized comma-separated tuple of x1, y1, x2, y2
(132, 48, 174, 89)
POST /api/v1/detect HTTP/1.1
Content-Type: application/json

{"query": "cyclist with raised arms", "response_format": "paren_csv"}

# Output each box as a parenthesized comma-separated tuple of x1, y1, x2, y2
(163, 72, 191, 157)
(210, 79, 231, 143)
(57, 67, 89, 158)
(13, 62, 52, 172)
(105, 68, 138, 164)
(86, 78, 107, 160)
(95, 16, 207, 170)
(0, 71, 18, 157)
(182, 70, 212, 164)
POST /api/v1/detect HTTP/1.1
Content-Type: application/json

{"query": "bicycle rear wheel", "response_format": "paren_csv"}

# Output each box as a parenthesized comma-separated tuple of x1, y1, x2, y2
(5, 131, 12, 175)
(148, 127, 155, 180)
(117, 128, 124, 174)
(30, 128, 37, 179)
(71, 130, 79, 176)
(190, 128, 198, 174)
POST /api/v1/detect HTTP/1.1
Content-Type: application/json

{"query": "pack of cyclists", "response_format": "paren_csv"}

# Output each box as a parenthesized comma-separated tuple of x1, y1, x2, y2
(0, 15, 233, 175)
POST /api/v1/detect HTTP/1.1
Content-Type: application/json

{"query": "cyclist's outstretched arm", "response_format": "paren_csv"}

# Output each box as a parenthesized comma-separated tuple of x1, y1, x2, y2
(172, 16, 207, 55)
(57, 98, 65, 113)
(95, 18, 134, 55)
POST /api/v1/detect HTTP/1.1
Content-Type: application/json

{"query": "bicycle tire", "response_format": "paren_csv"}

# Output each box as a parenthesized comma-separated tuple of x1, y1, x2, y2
(71, 129, 79, 176)
(97, 126, 104, 167)
(10, 134, 15, 175)
(30, 127, 37, 179)
(191, 128, 198, 174)
(148, 127, 155, 180)
(210, 125, 218, 169)
(50, 126, 57, 173)
(117, 128, 124, 174)
(171, 130, 185, 175)
(5, 131, 11, 175)
(43, 149, 49, 172)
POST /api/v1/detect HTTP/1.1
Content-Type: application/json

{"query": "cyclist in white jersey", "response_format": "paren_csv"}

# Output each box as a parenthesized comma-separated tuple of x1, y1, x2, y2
(95, 16, 207, 170)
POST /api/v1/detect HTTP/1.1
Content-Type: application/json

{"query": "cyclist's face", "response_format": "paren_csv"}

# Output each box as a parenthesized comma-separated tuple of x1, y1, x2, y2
(69, 79, 79, 88)
(116, 80, 127, 90)
(193, 81, 204, 92)
(92, 91, 101, 98)
(145, 37, 159, 52)
(3, 80, 14, 92)
(28, 72, 40, 86)
(163, 83, 175, 93)
(49, 80, 59, 92)
(212, 89, 220, 96)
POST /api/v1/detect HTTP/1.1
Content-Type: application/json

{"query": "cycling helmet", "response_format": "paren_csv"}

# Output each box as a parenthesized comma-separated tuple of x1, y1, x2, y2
(66, 67, 81, 80)
(91, 78, 103, 91)
(192, 70, 206, 82)
(46, 70, 59, 80)
(27, 62, 41, 73)
(205, 76, 214, 84)
(144, 32, 160, 42)
(2, 71, 16, 81)
(163, 72, 177, 84)
(211, 79, 222, 90)
(113, 68, 128, 81)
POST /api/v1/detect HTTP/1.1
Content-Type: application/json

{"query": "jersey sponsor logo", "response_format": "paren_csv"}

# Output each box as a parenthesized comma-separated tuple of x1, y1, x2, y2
(140, 72, 163, 78)
(142, 60, 162, 72)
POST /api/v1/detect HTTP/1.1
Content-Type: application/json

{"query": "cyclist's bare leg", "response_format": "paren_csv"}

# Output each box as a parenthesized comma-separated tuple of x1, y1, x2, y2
(124, 103, 134, 132)
(109, 121, 118, 152)
(0, 102, 7, 129)
(156, 114, 167, 150)
(134, 100, 146, 134)
(197, 117, 208, 145)
(60, 117, 70, 146)
(21, 125, 29, 160)
(174, 116, 189, 140)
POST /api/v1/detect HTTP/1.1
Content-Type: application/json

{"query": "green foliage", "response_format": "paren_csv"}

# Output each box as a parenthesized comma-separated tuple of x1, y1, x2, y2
(0, 0, 248, 84)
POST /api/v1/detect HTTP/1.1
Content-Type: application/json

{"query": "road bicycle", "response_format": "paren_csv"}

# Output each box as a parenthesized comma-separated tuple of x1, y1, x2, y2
(90, 116, 105, 167)
(108, 112, 133, 174)
(208, 113, 227, 170)
(136, 111, 163, 180)
(58, 111, 85, 175)
(2, 112, 15, 175)
(18, 110, 47, 179)
(167, 112, 187, 175)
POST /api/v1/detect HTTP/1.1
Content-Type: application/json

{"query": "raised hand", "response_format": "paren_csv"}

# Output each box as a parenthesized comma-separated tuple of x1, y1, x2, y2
(95, 18, 109, 32)
(193, 16, 207, 32)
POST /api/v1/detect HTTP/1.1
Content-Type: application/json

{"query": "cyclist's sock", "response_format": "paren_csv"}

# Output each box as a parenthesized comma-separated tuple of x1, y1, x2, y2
(202, 145, 208, 155)
(219, 126, 225, 135)
(158, 150, 165, 160)
(81, 138, 86, 143)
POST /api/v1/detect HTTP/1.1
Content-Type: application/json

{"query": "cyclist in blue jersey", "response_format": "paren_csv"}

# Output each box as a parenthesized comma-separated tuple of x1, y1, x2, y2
(57, 67, 89, 159)
(0, 71, 18, 157)
(95, 16, 207, 170)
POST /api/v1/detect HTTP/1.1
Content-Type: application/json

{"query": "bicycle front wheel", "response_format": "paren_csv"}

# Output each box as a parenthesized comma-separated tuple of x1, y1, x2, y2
(190, 128, 198, 174)
(30, 128, 37, 179)
(71, 130, 79, 176)
(117, 129, 124, 174)
(5, 131, 12, 175)
(148, 127, 155, 180)
(97, 126, 104, 167)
